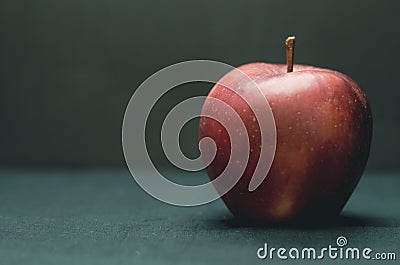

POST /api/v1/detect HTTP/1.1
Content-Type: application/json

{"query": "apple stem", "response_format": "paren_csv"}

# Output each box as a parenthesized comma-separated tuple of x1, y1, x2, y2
(285, 36, 295, 73)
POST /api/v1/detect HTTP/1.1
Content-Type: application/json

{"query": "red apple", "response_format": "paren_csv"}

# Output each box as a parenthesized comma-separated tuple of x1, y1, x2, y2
(198, 37, 372, 222)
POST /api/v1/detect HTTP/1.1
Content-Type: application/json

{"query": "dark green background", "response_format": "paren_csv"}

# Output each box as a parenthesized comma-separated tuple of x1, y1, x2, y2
(0, 0, 399, 170)
(0, 2, 399, 265)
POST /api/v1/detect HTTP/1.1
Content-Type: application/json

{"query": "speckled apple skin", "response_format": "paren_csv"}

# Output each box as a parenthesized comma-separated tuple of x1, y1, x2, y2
(198, 63, 372, 222)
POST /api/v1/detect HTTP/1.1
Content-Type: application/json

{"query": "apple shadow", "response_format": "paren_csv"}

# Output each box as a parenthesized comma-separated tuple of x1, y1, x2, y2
(212, 213, 396, 230)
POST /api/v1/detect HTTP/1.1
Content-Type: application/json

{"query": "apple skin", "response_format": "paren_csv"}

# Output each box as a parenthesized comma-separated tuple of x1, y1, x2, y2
(198, 63, 372, 223)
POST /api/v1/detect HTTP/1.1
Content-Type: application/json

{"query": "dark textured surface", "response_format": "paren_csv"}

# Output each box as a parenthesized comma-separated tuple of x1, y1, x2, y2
(0, 170, 399, 264)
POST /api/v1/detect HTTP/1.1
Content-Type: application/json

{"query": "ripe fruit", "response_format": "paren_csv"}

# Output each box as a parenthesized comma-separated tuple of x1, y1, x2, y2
(198, 37, 372, 222)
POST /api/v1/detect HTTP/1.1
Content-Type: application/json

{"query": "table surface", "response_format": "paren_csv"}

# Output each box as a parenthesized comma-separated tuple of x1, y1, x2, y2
(0, 169, 399, 265)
